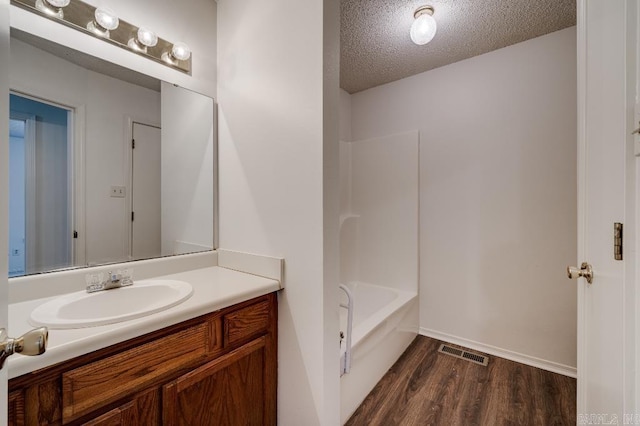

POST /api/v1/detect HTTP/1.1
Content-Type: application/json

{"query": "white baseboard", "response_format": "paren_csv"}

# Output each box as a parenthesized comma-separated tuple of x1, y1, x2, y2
(419, 327, 577, 378)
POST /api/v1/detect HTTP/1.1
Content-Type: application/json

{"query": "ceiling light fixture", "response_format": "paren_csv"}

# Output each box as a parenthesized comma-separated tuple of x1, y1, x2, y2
(128, 27, 158, 53)
(410, 5, 437, 46)
(87, 7, 119, 38)
(34, 0, 69, 19)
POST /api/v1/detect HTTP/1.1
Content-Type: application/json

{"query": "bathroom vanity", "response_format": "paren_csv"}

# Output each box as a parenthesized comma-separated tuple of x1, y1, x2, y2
(8, 292, 277, 425)
(6, 260, 281, 426)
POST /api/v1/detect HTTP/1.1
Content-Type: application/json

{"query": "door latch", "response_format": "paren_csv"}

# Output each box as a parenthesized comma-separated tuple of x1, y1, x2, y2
(567, 262, 594, 284)
(0, 327, 48, 370)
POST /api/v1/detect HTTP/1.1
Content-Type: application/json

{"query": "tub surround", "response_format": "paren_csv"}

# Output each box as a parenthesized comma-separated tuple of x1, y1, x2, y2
(8, 250, 284, 379)
(338, 131, 420, 422)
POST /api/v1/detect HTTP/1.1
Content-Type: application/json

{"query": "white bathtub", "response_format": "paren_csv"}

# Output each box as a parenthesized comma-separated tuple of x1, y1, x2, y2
(339, 282, 418, 424)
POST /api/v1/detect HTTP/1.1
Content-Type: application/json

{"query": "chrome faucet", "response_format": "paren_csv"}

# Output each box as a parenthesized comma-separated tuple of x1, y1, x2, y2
(86, 270, 134, 293)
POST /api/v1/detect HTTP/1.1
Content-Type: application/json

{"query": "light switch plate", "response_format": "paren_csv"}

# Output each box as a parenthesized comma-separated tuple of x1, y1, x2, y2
(110, 186, 126, 198)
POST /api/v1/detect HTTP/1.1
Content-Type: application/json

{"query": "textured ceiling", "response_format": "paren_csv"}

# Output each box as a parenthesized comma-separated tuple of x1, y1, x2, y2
(341, 0, 576, 93)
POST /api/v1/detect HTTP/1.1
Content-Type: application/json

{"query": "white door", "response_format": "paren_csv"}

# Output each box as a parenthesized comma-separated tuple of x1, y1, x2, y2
(576, 0, 637, 421)
(131, 122, 161, 260)
(0, 0, 9, 422)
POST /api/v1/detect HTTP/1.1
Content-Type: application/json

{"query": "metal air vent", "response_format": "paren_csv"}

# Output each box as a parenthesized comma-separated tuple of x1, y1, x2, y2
(438, 344, 489, 367)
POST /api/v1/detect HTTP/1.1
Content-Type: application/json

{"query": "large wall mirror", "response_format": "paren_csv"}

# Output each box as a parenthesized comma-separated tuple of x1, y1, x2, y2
(8, 28, 215, 278)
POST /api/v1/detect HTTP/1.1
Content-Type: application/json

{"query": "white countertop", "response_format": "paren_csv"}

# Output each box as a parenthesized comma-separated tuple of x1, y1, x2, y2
(8, 266, 280, 379)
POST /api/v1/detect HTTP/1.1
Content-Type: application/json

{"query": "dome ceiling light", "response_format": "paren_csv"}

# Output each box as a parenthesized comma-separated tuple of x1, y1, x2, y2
(410, 5, 437, 46)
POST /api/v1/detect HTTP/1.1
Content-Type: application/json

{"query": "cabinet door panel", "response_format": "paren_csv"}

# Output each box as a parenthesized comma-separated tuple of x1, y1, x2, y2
(82, 388, 159, 426)
(82, 401, 134, 426)
(163, 337, 266, 426)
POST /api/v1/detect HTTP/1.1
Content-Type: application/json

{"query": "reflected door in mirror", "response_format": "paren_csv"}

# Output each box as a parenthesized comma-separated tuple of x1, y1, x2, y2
(131, 122, 161, 260)
(9, 93, 74, 276)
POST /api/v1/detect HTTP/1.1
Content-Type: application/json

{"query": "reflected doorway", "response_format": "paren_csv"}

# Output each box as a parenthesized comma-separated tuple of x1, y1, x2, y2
(130, 121, 161, 260)
(8, 93, 74, 276)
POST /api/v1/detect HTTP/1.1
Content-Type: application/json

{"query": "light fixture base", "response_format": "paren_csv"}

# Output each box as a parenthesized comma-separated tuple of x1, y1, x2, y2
(414, 5, 434, 19)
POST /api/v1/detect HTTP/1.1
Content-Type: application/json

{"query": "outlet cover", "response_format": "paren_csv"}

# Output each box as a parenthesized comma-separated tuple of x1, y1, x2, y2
(110, 186, 126, 198)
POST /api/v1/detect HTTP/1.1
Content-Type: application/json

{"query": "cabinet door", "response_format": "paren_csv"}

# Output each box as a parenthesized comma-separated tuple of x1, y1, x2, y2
(82, 401, 135, 426)
(163, 337, 268, 426)
(82, 388, 159, 426)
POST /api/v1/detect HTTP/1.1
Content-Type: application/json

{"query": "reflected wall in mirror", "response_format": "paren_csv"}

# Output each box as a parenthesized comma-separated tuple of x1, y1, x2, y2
(8, 29, 215, 278)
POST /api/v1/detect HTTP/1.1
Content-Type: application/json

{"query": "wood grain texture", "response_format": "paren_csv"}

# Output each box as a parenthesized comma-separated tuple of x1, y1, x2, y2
(82, 401, 135, 426)
(82, 387, 159, 426)
(25, 379, 62, 425)
(8, 390, 25, 426)
(62, 322, 212, 422)
(264, 291, 278, 425)
(346, 336, 576, 426)
(163, 337, 267, 426)
(224, 299, 271, 346)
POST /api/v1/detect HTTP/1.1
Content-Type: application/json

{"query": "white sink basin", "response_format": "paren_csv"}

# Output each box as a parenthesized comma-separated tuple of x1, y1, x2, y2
(29, 280, 193, 329)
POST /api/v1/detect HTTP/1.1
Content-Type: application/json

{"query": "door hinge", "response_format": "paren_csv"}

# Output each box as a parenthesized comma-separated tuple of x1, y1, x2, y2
(132, 139, 135, 149)
(73, 231, 78, 239)
(131, 211, 134, 222)
(614, 222, 623, 261)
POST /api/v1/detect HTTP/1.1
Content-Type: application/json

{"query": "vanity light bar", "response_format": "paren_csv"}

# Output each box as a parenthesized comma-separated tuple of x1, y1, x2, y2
(11, 0, 192, 74)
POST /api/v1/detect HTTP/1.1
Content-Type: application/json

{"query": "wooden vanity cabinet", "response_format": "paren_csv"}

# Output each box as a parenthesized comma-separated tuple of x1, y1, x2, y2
(8, 293, 277, 426)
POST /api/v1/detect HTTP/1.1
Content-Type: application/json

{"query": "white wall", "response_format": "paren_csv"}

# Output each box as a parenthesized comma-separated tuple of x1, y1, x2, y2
(350, 27, 578, 372)
(10, 39, 161, 266)
(161, 82, 214, 255)
(217, 0, 340, 424)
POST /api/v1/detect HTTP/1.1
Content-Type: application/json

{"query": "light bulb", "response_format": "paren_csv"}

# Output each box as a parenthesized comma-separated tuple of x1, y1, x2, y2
(94, 7, 119, 31)
(35, 0, 68, 18)
(87, 7, 119, 38)
(410, 7, 437, 45)
(46, 0, 70, 7)
(171, 42, 191, 61)
(137, 28, 158, 47)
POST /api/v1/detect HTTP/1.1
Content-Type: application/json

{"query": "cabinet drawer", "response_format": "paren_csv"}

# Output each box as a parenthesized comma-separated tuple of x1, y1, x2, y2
(62, 318, 220, 423)
(224, 299, 271, 347)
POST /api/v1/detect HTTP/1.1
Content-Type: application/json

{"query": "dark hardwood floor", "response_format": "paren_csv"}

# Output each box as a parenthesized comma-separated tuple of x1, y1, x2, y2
(346, 335, 576, 426)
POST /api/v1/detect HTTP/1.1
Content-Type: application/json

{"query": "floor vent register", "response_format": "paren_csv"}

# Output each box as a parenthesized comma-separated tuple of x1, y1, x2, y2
(438, 343, 489, 367)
